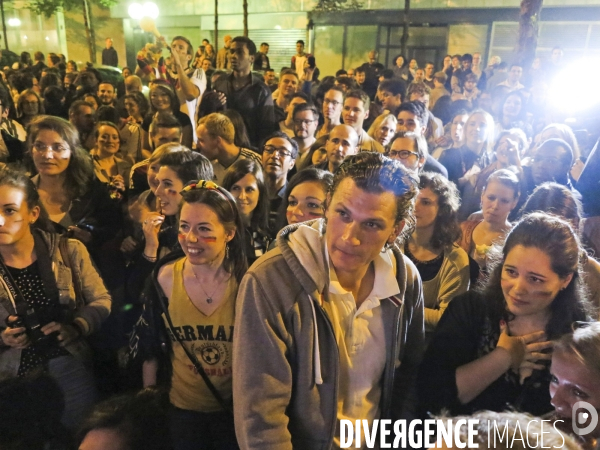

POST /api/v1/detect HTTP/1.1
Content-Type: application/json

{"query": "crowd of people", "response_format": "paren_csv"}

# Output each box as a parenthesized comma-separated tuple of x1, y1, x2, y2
(0, 31, 600, 450)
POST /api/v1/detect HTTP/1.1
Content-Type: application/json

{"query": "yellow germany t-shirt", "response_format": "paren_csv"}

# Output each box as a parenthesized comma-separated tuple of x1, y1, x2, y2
(164, 257, 237, 412)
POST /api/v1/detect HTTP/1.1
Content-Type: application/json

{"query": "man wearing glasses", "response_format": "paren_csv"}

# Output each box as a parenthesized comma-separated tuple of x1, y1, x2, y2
(388, 131, 427, 176)
(196, 112, 261, 184)
(261, 131, 299, 227)
(317, 86, 344, 138)
(292, 103, 319, 167)
(396, 101, 448, 177)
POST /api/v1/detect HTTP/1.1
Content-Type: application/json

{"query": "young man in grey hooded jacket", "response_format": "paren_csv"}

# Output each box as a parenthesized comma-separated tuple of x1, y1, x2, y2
(233, 152, 425, 450)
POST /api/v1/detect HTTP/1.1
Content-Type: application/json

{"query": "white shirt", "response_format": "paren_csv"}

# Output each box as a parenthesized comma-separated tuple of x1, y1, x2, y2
(323, 246, 400, 450)
(498, 80, 524, 92)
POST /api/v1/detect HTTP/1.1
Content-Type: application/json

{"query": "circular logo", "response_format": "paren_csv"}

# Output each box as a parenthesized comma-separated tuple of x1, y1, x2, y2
(572, 401, 599, 436)
(200, 345, 221, 365)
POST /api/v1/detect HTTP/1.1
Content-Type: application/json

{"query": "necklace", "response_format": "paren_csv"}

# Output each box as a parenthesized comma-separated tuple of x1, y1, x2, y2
(186, 259, 223, 304)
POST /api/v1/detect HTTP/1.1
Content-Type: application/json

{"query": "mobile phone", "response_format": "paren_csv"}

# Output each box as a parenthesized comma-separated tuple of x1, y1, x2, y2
(308, 56, 316, 69)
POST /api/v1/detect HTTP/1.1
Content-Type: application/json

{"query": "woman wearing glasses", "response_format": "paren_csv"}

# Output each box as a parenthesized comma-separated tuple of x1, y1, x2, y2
(138, 180, 246, 450)
(222, 159, 271, 266)
(419, 212, 592, 417)
(17, 89, 44, 129)
(28, 116, 121, 254)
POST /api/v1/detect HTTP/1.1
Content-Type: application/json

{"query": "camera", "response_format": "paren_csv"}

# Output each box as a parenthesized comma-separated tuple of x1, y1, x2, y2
(5, 305, 69, 347)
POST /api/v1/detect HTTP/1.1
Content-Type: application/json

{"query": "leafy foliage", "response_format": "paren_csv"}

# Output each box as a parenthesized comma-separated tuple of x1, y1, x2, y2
(313, 0, 364, 12)
(28, 0, 118, 18)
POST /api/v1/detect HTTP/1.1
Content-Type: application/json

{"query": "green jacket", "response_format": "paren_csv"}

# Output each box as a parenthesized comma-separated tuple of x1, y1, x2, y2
(233, 220, 425, 450)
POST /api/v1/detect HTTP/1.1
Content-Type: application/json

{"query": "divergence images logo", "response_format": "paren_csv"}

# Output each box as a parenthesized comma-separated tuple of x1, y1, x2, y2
(572, 401, 599, 436)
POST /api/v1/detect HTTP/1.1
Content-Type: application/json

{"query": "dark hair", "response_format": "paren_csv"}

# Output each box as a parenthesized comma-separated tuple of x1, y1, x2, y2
(124, 92, 150, 117)
(277, 168, 333, 232)
(334, 77, 355, 90)
(172, 36, 194, 57)
(537, 138, 574, 171)
(0, 167, 52, 231)
(397, 101, 428, 127)
(158, 150, 213, 187)
(98, 80, 116, 90)
(354, 67, 366, 75)
(67, 60, 78, 71)
(77, 388, 171, 450)
(299, 135, 329, 171)
(292, 102, 319, 122)
(280, 68, 299, 80)
(483, 168, 520, 199)
(68, 99, 92, 118)
(96, 106, 120, 125)
(27, 116, 93, 199)
(222, 109, 251, 149)
(13, 71, 34, 92)
(180, 183, 248, 283)
(519, 182, 582, 227)
(297, 40, 305, 46)
(394, 54, 407, 67)
(48, 53, 60, 66)
(262, 131, 299, 159)
(82, 93, 100, 109)
(222, 158, 270, 235)
(198, 91, 225, 118)
(482, 212, 592, 338)
(500, 90, 526, 125)
(150, 111, 183, 136)
(344, 89, 370, 111)
(330, 152, 418, 242)
(94, 121, 121, 146)
(42, 85, 64, 105)
(39, 73, 61, 95)
(335, 69, 347, 77)
(34, 51, 44, 62)
(231, 36, 257, 56)
(260, 42, 269, 47)
(380, 69, 394, 80)
(17, 89, 44, 117)
(431, 95, 453, 125)
(291, 92, 310, 102)
(418, 172, 462, 250)
(378, 79, 406, 100)
(461, 53, 473, 63)
(148, 82, 180, 115)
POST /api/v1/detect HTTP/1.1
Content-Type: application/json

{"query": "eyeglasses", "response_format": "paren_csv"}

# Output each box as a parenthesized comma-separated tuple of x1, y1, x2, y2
(293, 119, 317, 127)
(323, 98, 341, 107)
(32, 142, 70, 154)
(389, 150, 419, 159)
(263, 145, 292, 158)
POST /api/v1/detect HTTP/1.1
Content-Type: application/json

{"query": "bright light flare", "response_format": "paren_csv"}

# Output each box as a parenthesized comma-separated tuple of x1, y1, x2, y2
(548, 58, 600, 114)
(8, 18, 20, 27)
(129, 2, 159, 20)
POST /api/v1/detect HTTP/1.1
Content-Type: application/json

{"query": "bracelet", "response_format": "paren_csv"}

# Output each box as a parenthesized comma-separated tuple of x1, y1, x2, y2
(143, 253, 158, 262)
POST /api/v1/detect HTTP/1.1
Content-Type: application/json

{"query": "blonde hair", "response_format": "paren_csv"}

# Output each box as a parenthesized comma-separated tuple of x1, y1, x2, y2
(367, 113, 397, 143)
(198, 113, 235, 145)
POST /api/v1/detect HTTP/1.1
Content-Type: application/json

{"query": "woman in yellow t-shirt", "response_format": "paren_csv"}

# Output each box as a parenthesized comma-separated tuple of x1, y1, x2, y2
(140, 180, 247, 450)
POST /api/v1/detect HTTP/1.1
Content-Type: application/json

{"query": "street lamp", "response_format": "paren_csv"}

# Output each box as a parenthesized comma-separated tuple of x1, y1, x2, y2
(128, 2, 159, 20)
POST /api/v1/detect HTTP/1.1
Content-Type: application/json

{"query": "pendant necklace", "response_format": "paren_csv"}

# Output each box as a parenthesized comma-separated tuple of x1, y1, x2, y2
(186, 259, 221, 304)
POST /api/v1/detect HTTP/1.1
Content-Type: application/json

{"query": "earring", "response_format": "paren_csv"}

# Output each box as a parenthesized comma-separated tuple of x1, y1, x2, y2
(225, 244, 230, 260)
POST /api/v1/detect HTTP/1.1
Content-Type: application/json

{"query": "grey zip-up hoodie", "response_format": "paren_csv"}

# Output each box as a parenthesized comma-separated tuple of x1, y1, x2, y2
(233, 220, 424, 450)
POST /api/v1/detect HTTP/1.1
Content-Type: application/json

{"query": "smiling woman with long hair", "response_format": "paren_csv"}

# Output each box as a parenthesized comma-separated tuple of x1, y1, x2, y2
(137, 180, 246, 449)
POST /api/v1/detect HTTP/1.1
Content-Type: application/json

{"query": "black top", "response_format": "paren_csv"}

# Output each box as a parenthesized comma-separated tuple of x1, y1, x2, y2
(423, 154, 448, 179)
(404, 246, 444, 282)
(12, 261, 68, 376)
(438, 146, 480, 186)
(418, 291, 555, 418)
(102, 47, 119, 67)
(213, 73, 277, 147)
